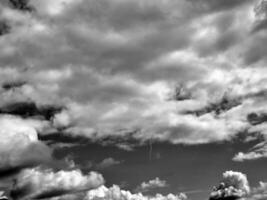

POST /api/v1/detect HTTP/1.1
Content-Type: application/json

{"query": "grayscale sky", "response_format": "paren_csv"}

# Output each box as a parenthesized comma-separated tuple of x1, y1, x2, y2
(1, 0, 267, 200)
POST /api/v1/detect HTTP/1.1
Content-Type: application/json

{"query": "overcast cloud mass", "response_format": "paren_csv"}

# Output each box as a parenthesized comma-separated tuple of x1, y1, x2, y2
(1, 0, 267, 200)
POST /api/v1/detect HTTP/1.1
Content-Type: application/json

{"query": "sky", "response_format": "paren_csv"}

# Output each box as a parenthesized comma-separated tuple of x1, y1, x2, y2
(1, 0, 267, 200)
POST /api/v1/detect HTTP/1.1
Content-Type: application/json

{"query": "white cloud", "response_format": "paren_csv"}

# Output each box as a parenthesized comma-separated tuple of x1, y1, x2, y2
(233, 141, 267, 162)
(33, 184, 187, 200)
(233, 152, 265, 162)
(210, 171, 250, 199)
(11, 167, 104, 200)
(85, 185, 187, 200)
(0, 115, 52, 171)
(136, 177, 168, 193)
(0, 191, 7, 200)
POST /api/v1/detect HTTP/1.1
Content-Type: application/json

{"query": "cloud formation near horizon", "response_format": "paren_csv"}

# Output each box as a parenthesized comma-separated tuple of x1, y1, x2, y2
(209, 170, 267, 200)
(209, 171, 250, 200)
(10, 167, 104, 200)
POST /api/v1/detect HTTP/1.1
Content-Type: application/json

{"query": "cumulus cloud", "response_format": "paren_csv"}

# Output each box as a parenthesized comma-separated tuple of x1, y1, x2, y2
(31, 184, 187, 200)
(85, 185, 187, 200)
(0, 115, 52, 178)
(10, 167, 104, 200)
(209, 171, 250, 200)
(136, 177, 168, 193)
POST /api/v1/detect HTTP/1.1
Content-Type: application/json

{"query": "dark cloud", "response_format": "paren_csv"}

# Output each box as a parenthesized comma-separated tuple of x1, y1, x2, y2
(8, 0, 34, 12)
(38, 132, 90, 146)
(1, 81, 27, 91)
(168, 84, 192, 101)
(38, 131, 139, 152)
(0, 142, 52, 179)
(247, 112, 267, 125)
(0, 166, 30, 179)
(31, 189, 74, 200)
(209, 196, 239, 200)
(0, 20, 10, 36)
(184, 95, 241, 116)
(0, 102, 64, 121)
(9, 180, 32, 200)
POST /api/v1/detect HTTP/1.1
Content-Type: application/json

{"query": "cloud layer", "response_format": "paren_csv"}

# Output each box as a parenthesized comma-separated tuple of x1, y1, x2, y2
(0, 0, 267, 156)
(85, 185, 187, 200)
(10, 167, 104, 200)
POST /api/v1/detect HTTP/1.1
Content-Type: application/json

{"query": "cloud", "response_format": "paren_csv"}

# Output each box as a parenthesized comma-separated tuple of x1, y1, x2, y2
(10, 167, 104, 200)
(0, 0, 267, 161)
(85, 185, 187, 200)
(186, 0, 251, 13)
(95, 158, 121, 169)
(252, 0, 267, 33)
(233, 152, 264, 162)
(0, 115, 52, 178)
(8, 0, 34, 12)
(135, 177, 168, 193)
(0, 20, 10, 36)
(233, 142, 267, 162)
(247, 181, 267, 200)
(0, 101, 64, 121)
(30, 184, 187, 200)
(209, 171, 250, 200)
(209, 172, 267, 200)
(3, 1, 267, 199)
(0, 191, 8, 200)
(1, 80, 27, 91)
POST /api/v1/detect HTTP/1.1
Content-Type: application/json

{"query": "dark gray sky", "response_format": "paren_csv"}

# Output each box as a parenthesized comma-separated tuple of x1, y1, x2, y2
(1, 0, 267, 200)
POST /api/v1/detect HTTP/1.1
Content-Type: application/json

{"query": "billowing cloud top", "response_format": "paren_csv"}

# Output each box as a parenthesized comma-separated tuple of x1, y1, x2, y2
(85, 185, 187, 200)
(210, 171, 250, 200)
